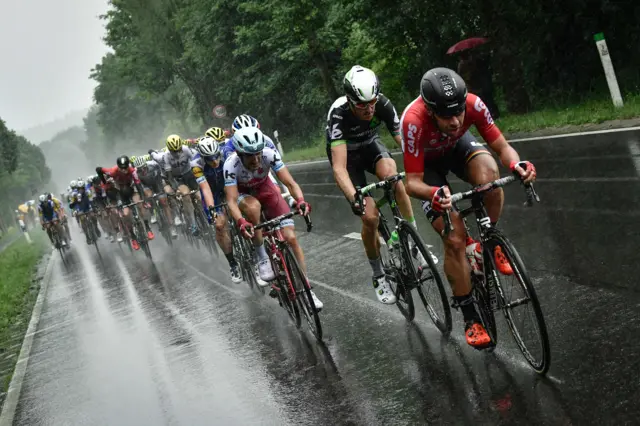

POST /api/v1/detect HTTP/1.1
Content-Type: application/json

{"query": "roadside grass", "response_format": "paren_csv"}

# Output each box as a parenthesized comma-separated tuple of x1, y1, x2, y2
(0, 231, 48, 392)
(0, 227, 17, 242)
(497, 93, 640, 134)
(281, 94, 640, 163)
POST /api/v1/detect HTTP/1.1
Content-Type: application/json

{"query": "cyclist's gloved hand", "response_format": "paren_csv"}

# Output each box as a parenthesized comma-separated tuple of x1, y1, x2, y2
(148, 149, 157, 156)
(207, 206, 215, 225)
(510, 160, 536, 184)
(431, 186, 452, 213)
(350, 193, 366, 216)
(237, 217, 254, 239)
(295, 198, 311, 216)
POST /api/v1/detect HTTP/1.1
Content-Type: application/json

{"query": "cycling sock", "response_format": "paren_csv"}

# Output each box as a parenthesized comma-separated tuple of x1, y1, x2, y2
(255, 243, 268, 261)
(225, 252, 237, 267)
(369, 257, 384, 277)
(407, 216, 418, 230)
(453, 294, 478, 322)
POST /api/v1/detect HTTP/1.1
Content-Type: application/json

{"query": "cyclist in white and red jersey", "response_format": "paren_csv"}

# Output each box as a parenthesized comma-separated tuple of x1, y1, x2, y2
(96, 155, 153, 250)
(224, 126, 323, 310)
(400, 67, 536, 348)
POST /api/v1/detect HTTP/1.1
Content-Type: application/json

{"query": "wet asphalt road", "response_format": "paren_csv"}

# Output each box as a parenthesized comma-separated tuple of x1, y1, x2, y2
(12, 130, 640, 425)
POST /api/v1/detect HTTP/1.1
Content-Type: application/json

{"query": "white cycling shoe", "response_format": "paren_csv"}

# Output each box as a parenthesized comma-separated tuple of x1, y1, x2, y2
(309, 290, 323, 311)
(373, 275, 396, 304)
(174, 216, 183, 226)
(256, 259, 275, 285)
(150, 215, 157, 224)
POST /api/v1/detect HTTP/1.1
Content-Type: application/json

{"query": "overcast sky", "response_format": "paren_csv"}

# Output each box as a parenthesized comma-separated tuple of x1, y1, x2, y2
(0, 0, 110, 131)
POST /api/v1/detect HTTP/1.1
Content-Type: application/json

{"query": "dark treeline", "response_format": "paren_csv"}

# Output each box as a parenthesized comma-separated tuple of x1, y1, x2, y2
(0, 119, 50, 231)
(84, 0, 638, 152)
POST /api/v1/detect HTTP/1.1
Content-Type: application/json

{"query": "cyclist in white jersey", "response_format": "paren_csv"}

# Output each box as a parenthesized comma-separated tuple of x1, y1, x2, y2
(224, 126, 323, 309)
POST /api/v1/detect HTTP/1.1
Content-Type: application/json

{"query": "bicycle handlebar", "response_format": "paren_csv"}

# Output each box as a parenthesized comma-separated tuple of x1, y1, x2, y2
(355, 172, 405, 197)
(442, 173, 540, 235)
(254, 210, 313, 233)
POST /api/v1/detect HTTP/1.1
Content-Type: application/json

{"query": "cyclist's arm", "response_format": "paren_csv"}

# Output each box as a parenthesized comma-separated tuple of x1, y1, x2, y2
(405, 171, 438, 200)
(486, 134, 520, 169)
(223, 185, 243, 224)
(274, 167, 303, 201)
(330, 143, 357, 202)
(193, 165, 214, 207)
(379, 95, 402, 148)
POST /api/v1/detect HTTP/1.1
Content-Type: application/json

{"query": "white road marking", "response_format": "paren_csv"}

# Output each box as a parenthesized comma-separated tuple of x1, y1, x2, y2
(626, 140, 640, 177)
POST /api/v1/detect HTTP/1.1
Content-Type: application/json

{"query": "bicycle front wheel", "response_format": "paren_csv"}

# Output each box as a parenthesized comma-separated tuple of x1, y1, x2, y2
(486, 230, 551, 374)
(378, 217, 414, 321)
(283, 245, 322, 340)
(398, 222, 451, 334)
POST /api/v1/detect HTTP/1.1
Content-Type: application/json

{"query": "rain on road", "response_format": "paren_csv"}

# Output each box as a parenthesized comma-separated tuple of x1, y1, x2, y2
(11, 130, 640, 425)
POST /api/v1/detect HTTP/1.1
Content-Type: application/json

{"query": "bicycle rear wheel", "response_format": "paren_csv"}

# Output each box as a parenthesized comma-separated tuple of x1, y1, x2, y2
(398, 222, 451, 334)
(283, 245, 322, 340)
(486, 230, 551, 374)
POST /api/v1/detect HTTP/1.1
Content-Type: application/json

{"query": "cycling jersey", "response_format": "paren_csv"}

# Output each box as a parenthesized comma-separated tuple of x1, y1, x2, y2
(223, 148, 284, 191)
(400, 93, 502, 173)
(100, 166, 141, 188)
(149, 151, 168, 177)
(192, 154, 225, 193)
(163, 146, 199, 176)
(325, 94, 400, 150)
(137, 160, 164, 188)
(224, 148, 291, 225)
(220, 135, 277, 162)
(38, 200, 58, 221)
(73, 190, 93, 213)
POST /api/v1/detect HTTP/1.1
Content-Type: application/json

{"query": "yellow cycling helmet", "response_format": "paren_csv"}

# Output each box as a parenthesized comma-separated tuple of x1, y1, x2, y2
(130, 155, 138, 164)
(205, 127, 226, 142)
(166, 134, 183, 152)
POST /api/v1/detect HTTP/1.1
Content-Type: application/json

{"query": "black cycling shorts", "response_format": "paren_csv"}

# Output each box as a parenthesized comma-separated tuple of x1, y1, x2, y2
(105, 187, 119, 203)
(118, 186, 135, 205)
(326, 135, 391, 189)
(421, 131, 491, 223)
(176, 171, 200, 192)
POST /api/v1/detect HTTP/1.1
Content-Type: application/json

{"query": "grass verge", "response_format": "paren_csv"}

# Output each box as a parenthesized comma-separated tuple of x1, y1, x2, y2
(282, 94, 640, 163)
(0, 231, 48, 394)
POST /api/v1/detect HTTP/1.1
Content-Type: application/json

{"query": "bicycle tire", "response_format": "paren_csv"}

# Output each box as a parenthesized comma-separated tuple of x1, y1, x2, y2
(398, 222, 452, 334)
(486, 230, 551, 374)
(283, 245, 322, 340)
(275, 248, 301, 329)
(156, 205, 173, 246)
(377, 215, 414, 320)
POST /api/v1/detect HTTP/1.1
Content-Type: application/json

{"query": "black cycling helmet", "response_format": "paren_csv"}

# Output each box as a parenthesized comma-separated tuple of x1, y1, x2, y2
(116, 155, 130, 170)
(420, 67, 468, 117)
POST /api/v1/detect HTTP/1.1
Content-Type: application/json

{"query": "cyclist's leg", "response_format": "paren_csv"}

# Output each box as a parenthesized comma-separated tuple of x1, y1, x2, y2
(139, 188, 153, 232)
(238, 195, 262, 246)
(369, 136, 417, 228)
(178, 181, 196, 225)
(163, 183, 178, 225)
(453, 132, 501, 223)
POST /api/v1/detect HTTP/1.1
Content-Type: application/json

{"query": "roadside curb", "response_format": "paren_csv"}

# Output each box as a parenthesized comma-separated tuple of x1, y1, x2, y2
(0, 252, 55, 426)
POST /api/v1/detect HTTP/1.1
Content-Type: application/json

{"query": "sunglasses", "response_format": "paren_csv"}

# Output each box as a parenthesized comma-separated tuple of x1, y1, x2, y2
(204, 154, 221, 162)
(238, 151, 262, 158)
(351, 97, 378, 110)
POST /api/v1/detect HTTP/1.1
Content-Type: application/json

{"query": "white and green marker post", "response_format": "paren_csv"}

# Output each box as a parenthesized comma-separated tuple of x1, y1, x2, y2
(594, 32, 623, 108)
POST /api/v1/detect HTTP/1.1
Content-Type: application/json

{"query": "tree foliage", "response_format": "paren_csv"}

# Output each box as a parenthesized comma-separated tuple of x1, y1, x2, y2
(0, 118, 51, 230)
(88, 0, 640, 149)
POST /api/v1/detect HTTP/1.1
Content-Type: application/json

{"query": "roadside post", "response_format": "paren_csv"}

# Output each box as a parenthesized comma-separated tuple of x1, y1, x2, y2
(594, 32, 623, 108)
(273, 130, 284, 158)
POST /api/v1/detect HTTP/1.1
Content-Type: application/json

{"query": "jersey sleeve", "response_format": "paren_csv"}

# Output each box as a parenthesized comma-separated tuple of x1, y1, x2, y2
(400, 108, 426, 174)
(265, 148, 285, 173)
(326, 104, 346, 147)
(468, 94, 502, 143)
(192, 156, 206, 184)
(223, 157, 238, 187)
(264, 135, 277, 151)
(162, 153, 172, 172)
(377, 94, 401, 137)
(130, 167, 141, 185)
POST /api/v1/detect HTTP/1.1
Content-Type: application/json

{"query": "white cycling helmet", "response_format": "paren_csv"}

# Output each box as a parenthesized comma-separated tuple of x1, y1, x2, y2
(231, 114, 260, 133)
(39, 194, 46, 203)
(70, 180, 77, 189)
(197, 137, 220, 158)
(232, 126, 265, 155)
(343, 65, 380, 103)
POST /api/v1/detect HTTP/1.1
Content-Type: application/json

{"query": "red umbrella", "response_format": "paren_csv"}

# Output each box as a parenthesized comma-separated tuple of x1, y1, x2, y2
(446, 37, 489, 55)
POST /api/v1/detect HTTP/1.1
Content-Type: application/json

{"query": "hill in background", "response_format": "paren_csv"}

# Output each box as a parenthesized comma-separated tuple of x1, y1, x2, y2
(18, 108, 88, 145)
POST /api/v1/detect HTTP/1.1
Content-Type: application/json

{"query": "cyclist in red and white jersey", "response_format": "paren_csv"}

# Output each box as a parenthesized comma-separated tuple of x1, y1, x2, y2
(224, 126, 323, 310)
(97, 155, 154, 250)
(400, 67, 536, 348)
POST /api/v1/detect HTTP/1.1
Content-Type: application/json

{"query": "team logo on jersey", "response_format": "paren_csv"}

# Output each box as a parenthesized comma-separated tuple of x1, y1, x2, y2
(474, 97, 494, 125)
(224, 170, 236, 180)
(406, 123, 419, 157)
